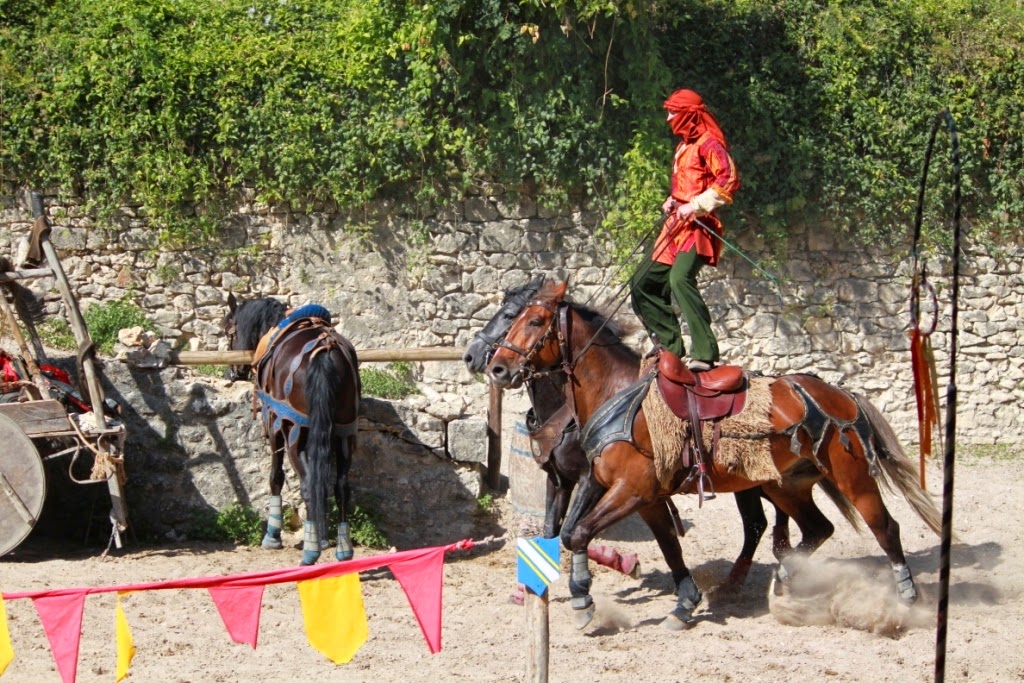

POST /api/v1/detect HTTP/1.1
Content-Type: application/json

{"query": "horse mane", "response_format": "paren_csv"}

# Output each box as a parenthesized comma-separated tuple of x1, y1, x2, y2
(533, 280, 640, 360)
(501, 275, 545, 306)
(234, 297, 287, 350)
(568, 300, 640, 359)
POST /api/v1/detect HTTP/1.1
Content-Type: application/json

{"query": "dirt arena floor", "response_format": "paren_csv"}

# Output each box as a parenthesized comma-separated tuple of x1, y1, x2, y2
(1, 454, 1021, 683)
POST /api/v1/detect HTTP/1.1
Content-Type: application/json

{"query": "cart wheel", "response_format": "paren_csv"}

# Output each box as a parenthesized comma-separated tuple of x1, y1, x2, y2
(0, 413, 46, 556)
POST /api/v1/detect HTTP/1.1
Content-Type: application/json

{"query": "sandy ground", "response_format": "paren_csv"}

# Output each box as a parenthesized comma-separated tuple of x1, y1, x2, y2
(1, 455, 1021, 683)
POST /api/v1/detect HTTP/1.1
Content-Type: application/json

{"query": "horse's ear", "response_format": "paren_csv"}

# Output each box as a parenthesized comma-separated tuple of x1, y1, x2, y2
(552, 279, 568, 301)
(227, 292, 236, 313)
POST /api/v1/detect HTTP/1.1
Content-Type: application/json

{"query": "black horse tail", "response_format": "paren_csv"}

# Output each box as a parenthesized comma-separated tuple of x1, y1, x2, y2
(305, 350, 341, 544)
(853, 393, 944, 538)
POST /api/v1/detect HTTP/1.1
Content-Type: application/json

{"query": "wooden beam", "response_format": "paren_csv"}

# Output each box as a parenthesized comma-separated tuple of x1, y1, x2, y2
(169, 346, 465, 365)
(0, 268, 55, 283)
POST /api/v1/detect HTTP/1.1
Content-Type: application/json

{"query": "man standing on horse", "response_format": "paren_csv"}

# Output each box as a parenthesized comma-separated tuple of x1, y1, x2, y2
(630, 88, 740, 371)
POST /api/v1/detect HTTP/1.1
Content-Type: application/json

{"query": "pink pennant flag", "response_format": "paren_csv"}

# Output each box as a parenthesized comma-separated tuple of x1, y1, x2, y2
(389, 546, 446, 653)
(32, 592, 86, 683)
(208, 585, 265, 648)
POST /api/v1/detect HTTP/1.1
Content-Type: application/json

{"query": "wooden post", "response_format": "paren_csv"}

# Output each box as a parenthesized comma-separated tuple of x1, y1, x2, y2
(525, 587, 550, 683)
(487, 383, 502, 491)
(30, 192, 128, 542)
(0, 291, 46, 399)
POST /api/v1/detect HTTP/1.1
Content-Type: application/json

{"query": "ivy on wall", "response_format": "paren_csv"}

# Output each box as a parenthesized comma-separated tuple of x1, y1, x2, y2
(1, 0, 1021, 252)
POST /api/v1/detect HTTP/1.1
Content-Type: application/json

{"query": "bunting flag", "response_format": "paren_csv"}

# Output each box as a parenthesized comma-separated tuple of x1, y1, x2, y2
(516, 537, 561, 597)
(297, 574, 368, 664)
(0, 540, 472, 683)
(32, 593, 86, 683)
(389, 548, 446, 653)
(0, 597, 13, 675)
(114, 594, 135, 682)
(208, 585, 265, 648)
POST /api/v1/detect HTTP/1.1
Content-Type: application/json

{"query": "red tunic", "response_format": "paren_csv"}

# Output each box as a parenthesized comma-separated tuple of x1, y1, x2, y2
(652, 131, 740, 267)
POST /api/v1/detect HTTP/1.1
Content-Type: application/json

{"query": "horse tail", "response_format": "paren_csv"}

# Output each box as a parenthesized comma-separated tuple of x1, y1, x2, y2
(853, 393, 943, 537)
(305, 350, 341, 542)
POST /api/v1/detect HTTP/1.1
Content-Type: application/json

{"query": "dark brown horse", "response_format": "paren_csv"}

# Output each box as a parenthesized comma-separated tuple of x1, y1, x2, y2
(463, 278, 857, 587)
(223, 294, 361, 565)
(486, 280, 941, 629)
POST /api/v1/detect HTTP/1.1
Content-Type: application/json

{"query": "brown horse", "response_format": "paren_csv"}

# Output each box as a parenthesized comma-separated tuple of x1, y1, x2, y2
(463, 277, 858, 587)
(486, 280, 941, 629)
(223, 294, 361, 565)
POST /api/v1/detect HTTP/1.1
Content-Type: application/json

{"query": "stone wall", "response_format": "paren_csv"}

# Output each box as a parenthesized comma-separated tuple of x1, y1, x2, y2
(2, 186, 1022, 539)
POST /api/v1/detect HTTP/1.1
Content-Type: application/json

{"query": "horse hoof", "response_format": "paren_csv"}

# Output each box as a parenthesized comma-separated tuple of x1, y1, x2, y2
(623, 556, 641, 580)
(898, 587, 918, 605)
(300, 550, 321, 566)
(336, 550, 354, 562)
(662, 612, 696, 631)
(573, 605, 595, 630)
(770, 570, 788, 597)
(261, 534, 283, 550)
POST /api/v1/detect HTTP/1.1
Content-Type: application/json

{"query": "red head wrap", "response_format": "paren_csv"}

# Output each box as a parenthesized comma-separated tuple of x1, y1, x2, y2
(663, 89, 728, 148)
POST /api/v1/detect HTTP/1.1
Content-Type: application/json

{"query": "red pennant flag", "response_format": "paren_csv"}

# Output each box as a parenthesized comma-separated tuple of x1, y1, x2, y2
(32, 592, 86, 683)
(389, 546, 446, 653)
(208, 585, 265, 648)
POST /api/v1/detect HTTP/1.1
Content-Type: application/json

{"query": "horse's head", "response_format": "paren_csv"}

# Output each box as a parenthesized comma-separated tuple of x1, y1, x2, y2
(462, 276, 545, 374)
(221, 293, 251, 381)
(220, 294, 288, 381)
(485, 279, 568, 389)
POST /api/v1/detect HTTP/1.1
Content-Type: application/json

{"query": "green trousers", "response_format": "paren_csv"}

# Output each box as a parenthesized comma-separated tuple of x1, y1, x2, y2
(629, 245, 720, 362)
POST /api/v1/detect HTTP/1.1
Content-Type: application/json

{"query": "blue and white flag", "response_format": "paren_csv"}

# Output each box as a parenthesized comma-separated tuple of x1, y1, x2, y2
(516, 537, 561, 597)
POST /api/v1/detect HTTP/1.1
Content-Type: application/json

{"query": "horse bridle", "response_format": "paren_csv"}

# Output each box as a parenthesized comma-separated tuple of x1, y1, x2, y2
(492, 297, 587, 431)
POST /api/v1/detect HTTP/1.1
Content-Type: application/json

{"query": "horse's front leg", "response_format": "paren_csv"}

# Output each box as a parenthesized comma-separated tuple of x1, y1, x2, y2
(543, 469, 573, 539)
(333, 432, 355, 561)
(262, 432, 287, 550)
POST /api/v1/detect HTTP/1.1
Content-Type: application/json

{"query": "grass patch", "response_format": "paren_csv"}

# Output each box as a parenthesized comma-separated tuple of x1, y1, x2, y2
(958, 443, 1024, 462)
(188, 503, 264, 546)
(192, 364, 227, 378)
(360, 361, 419, 400)
(476, 493, 496, 516)
(328, 498, 389, 549)
(83, 297, 155, 354)
(36, 317, 77, 351)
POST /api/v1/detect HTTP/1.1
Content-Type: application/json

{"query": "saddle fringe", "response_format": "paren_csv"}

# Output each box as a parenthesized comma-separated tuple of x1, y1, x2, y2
(641, 359, 779, 488)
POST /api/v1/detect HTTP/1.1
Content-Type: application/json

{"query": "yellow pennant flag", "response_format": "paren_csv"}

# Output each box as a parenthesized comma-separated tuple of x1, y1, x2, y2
(115, 593, 136, 681)
(0, 595, 14, 675)
(296, 574, 368, 664)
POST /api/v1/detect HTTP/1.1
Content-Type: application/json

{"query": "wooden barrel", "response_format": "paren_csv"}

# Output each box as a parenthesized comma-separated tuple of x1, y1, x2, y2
(508, 420, 547, 518)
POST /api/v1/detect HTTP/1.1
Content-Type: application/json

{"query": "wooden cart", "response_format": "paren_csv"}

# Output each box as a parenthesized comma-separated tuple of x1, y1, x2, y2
(0, 191, 128, 557)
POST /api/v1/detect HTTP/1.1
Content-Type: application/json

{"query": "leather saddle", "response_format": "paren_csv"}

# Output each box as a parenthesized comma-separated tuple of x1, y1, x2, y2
(655, 350, 748, 422)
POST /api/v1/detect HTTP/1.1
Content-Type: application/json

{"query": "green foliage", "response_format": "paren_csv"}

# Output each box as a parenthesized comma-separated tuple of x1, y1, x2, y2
(349, 504, 389, 549)
(1, 0, 1021, 250)
(476, 493, 495, 516)
(327, 498, 389, 549)
(82, 296, 155, 354)
(192, 364, 227, 378)
(35, 317, 77, 351)
(189, 503, 264, 546)
(360, 361, 419, 400)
